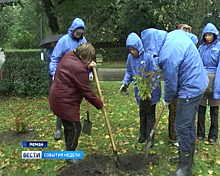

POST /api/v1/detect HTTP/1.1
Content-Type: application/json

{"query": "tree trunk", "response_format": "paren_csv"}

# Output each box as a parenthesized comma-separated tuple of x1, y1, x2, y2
(42, 0, 59, 34)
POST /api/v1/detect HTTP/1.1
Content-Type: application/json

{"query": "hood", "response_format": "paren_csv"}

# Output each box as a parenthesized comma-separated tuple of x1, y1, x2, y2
(186, 32, 198, 45)
(126, 32, 144, 55)
(141, 28, 167, 56)
(201, 23, 219, 43)
(68, 18, 86, 38)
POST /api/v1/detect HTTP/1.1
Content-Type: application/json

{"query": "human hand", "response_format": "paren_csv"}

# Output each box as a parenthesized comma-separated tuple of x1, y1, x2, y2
(119, 84, 128, 95)
(88, 61, 97, 68)
(163, 99, 171, 108)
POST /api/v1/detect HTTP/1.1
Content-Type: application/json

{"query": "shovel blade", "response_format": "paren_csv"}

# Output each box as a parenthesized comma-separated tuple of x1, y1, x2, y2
(82, 119, 92, 135)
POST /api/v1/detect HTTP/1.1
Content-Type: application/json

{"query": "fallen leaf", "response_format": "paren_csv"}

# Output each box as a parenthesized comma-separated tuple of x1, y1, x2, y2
(0, 161, 7, 169)
(208, 170, 213, 175)
(54, 165, 65, 171)
(0, 152, 5, 157)
(216, 158, 220, 165)
(159, 141, 164, 145)
(33, 165, 41, 170)
(200, 152, 209, 160)
(105, 135, 110, 139)
(150, 150, 156, 154)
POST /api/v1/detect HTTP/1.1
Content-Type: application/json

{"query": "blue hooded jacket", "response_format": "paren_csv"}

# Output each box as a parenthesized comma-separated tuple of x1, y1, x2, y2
(50, 18, 87, 76)
(141, 28, 208, 102)
(122, 32, 161, 105)
(198, 23, 220, 99)
(186, 32, 198, 45)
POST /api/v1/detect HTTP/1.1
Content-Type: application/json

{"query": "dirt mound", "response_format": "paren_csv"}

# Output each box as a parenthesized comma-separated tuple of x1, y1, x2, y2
(58, 153, 158, 176)
(0, 130, 37, 144)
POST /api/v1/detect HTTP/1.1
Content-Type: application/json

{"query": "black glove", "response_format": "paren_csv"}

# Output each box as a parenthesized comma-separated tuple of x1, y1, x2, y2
(119, 84, 128, 95)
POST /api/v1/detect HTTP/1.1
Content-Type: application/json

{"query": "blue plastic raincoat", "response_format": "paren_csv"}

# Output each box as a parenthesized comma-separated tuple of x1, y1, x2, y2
(141, 28, 208, 102)
(122, 32, 161, 105)
(50, 18, 87, 76)
(186, 32, 198, 45)
(198, 23, 220, 99)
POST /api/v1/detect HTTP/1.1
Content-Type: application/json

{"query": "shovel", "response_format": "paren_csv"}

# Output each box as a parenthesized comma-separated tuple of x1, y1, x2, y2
(145, 105, 164, 160)
(93, 67, 124, 170)
(82, 101, 92, 135)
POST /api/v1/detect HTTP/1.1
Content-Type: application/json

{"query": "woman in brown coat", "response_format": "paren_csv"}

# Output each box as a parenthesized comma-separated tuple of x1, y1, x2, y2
(49, 42, 103, 164)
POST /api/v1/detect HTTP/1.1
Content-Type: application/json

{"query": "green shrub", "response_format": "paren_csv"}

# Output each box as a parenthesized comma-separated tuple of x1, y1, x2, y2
(0, 48, 127, 96)
(96, 47, 128, 62)
(0, 50, 48, 97)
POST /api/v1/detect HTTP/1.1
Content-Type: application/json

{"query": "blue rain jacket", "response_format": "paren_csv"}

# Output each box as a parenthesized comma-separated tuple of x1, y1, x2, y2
(141, 28, 208, 102)
(50, 18, 87, 76)
(122, 32, 161, 105)
(198, 23, 220, 99)
(186, 32, 198, 45)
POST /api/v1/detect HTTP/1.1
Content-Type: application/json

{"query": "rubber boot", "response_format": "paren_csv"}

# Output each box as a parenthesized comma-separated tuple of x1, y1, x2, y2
(197, 105, 206, 140)
(65, 145, 79, 165)
(54, 117, 62, 140)
(169, 150, 193, 176)
(208, 106, 219, 143)
(170, 157, 179, 163)
(170, 143, 195, 166)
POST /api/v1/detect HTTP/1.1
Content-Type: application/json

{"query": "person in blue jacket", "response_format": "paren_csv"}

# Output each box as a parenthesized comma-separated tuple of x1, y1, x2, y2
(49, 17, 92, 140)
(141, 28, 208, 176)
(197, 23, 220, 145)
(120, 32, 161, 144)
(168, 24, 198, 150)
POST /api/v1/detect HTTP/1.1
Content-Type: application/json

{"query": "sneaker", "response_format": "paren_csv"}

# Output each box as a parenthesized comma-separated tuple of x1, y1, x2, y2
(208, 139, 216, 145)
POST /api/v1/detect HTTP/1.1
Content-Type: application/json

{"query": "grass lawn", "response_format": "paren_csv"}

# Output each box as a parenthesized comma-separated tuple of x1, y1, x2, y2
(0, 81, 219, 176)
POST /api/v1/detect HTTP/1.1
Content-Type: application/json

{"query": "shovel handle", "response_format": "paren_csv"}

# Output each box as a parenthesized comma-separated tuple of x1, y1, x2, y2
(86, 101, 90, 121)
(86, 101, 90, 112)
(93, 67, 117, 152)
(153, 105, 164, 129)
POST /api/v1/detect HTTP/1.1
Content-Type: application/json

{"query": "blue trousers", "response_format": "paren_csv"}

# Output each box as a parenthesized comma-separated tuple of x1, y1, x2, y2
(175, 93, 203, 152)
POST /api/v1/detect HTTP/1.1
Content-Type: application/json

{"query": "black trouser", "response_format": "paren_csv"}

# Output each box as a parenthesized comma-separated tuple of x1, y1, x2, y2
(139, 104, 156, 140)
(197, 105, 219, 141)
(61, 119, 82, 151)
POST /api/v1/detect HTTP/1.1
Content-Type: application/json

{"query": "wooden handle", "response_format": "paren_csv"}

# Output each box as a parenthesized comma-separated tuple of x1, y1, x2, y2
(93, 67, 117, 151)
(153, 106, 164, 129)
(86, 101, 90, 112)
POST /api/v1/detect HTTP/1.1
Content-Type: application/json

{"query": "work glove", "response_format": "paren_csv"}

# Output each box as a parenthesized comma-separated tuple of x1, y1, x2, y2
(119, 84, 128, 95)
(163, 99, 171, 108)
